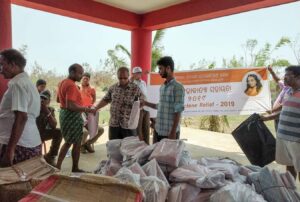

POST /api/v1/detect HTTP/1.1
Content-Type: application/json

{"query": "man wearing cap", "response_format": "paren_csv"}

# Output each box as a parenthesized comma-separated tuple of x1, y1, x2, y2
(131, 67, 150, 144)
(80, 72, 104, 153)
(36, 90, 62, 166)
(36, 79, 47, 93)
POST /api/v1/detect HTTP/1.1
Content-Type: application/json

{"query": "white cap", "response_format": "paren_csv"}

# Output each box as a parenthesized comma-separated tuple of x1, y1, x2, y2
(132, 66, 142, 74)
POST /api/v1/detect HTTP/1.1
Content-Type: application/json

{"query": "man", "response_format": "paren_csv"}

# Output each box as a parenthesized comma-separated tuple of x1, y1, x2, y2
(36, 79, 47, 93)
(80, 72, 104, 153)
(0, 49, 41, 167)
(262, 67, 292, 129)
(143, 56, 185, 142)
(95, 67, 143, 140)
(56, 64, 96, 172)
(36, 90, 62, 166)
(131, 67, 150, 144)
(275, 65, 300, 181)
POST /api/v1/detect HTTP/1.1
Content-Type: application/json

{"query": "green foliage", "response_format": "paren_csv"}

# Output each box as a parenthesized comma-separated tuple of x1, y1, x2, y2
(111, 29, 166, 72)
(105, 49, 128, 74)
(18, 44, 28, 57)
(280, 34, 300, 65)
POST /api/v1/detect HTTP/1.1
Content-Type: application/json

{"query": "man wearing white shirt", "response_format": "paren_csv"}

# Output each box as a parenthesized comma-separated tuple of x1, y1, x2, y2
(0, 49, 41, 167)
(132, 66, 150, 144)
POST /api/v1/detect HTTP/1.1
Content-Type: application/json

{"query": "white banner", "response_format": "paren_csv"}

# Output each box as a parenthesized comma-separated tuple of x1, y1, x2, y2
(147, 67, 271, 117)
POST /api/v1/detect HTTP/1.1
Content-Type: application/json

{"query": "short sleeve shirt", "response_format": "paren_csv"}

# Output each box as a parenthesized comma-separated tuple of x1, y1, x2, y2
(0, 72, 41, 147)
(273, 80, 292, 109)
(80, 85, 96, 107)
(58, 79, 82, 108)
(102, 82, 143, 128)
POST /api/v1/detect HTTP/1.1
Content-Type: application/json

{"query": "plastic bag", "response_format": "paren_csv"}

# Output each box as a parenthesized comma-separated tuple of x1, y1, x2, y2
(210, 182, 266, 202)
(232, 113, 275, 167)
(87, 111, 99, 139)
(94, 160, 107, 175)
(198, 157, 240, 181)
(141, 176, 168, 202)
(114, 167, 141, 187)
(142, 159, 169, 186)
(178, 150, 194, 167)
(149, 139, 185, 167)
(169, 164, 226, 189)
(129, 162, 147, 177)
(191, 190, 216, 202)
(106, 139, 123, 161)
(121, 137, 147, 165)
(134, 144, 156, 165)
(94, 159, 122, 176)
(127, 100, 140, 129)
(167, 183, 201, 202)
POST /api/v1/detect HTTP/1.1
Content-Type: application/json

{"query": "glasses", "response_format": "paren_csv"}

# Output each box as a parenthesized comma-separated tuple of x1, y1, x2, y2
(118, 77, 128, 80)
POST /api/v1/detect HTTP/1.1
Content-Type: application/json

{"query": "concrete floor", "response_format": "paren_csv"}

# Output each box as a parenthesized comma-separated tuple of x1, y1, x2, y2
(47, 126, 285, 173)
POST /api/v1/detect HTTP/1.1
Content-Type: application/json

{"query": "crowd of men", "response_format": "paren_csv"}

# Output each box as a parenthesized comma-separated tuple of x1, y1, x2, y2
(0, 49, 185, 172)
(0, 48, 300, 182)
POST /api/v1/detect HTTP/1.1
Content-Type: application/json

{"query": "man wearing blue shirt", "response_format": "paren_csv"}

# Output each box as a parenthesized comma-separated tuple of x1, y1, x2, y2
(143, 56, 185, 142)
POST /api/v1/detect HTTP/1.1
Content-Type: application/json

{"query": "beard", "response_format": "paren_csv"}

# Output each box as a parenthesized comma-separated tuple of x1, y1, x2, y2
(160, 72, 168, 78)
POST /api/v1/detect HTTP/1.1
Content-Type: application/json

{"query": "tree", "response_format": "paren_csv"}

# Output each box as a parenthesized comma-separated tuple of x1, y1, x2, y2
(241, 38, 290, 67)
(279, 34, 300, 65)
(110, 29, 166, 72)
(104, 49, 128, 74)
(18, 44, 28, 57)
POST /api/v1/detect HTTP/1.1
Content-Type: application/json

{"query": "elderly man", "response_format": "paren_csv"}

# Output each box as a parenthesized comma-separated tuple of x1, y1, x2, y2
(56, 64, 96, 172)
(96, 67, 143, 140)
(80, 72, 104, 153)
(143, 56, 185, 142)
(131, 66, 150, 144)
(0, 49, 41, 167)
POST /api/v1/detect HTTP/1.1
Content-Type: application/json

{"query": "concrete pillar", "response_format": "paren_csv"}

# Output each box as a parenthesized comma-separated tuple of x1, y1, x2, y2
(0, 0, 12, 101)
(131, 28, 152, 83)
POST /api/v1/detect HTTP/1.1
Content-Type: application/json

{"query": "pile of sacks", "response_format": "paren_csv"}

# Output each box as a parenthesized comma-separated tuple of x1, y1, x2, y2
(94, 137, 300, 202)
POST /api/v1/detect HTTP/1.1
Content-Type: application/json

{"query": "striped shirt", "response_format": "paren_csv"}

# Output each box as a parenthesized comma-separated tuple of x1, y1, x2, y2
(277, 90, 300, 142)
(155, 79, 185, 137)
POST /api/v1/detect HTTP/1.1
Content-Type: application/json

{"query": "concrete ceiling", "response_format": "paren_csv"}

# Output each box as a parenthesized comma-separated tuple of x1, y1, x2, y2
(94, 0, 190, 14)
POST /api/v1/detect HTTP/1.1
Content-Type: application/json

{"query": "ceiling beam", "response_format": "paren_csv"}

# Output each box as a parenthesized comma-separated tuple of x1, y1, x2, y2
(142, 0, 298, 30)
(12, 0, 141, 31)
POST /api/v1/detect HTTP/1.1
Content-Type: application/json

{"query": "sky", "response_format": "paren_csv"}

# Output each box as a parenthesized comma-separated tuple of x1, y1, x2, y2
(12, 1, 300, 75)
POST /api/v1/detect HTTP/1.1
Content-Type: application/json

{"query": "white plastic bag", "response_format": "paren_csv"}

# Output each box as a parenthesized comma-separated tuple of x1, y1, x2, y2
(106, 139, 123, 161)
(129, 162, 147, 177)
(142, 159, 169, 186)
(94, 159, 122, 176)
(198, 157, 240, 181)
(127, 100, 140, 129)
(121, 136, 147, 164)
(141, 176, 169, 202)
(87, 111, 99, 139)
(169, 164, 226, 189)
(210, 182, 266, 202)
(114, 167, 141, 187)
(149, 139, 185, 167)
(167, 183, 201, 202)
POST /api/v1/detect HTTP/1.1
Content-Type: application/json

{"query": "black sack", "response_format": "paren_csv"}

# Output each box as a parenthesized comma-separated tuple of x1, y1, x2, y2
(232, 113, 276, 167)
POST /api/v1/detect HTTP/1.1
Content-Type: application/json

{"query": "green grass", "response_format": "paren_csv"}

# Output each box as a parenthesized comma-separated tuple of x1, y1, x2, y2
(182, 115, 276, 135)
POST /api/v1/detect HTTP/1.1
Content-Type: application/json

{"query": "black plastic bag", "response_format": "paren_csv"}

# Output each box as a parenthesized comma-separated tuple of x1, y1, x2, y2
(232, 113, 275, 167)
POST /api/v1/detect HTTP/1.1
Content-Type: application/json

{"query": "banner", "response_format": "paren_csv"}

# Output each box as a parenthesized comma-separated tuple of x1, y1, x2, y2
(147, 67, 271, 116)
